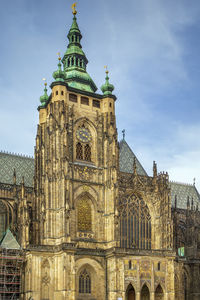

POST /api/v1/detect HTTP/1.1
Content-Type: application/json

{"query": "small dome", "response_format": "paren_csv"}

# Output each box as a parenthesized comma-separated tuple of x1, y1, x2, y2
(101, 71, 114, 96)
(40, 84, 48, 107)
(53, 58, 65, 82)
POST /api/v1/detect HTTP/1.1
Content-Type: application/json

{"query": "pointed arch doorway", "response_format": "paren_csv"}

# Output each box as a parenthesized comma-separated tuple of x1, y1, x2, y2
(155, 284, 164, 300)
(141, 284, 150, 300)
(126, 284, 136, 300)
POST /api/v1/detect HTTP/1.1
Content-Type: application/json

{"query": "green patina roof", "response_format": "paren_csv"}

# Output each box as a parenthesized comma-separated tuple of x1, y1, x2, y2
(0, 151, 34, 187)
(0, 229, 20, 249)
(40, 84, 49, 107)
(101, 71, 115, 96)
(61, 14, 97, 93)
(119, 139, 147, 176)
(53, 59, 65, 82)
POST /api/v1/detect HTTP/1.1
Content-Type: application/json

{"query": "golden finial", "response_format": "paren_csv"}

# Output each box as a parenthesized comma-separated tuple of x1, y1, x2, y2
(57, 52, 61, 61)
(72, 3, 77, 15)
(42, 78, 47, 86)
(104, 65, 109, 74)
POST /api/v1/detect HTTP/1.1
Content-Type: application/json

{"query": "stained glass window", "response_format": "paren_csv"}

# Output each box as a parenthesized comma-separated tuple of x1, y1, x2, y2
(119, 195, 151, 249)
(77, 198, 92, 231)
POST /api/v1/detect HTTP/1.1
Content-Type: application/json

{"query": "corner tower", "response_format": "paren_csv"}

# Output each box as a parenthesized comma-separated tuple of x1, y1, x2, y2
(33, 7, 118, 250)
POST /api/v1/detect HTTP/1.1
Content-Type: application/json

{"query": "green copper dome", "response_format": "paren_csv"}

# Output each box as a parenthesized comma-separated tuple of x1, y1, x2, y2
(101, 71, 114, 96)
(40, 84, 48, 107)
(53, 58, 65, 82)
(62, 13, 97, 93)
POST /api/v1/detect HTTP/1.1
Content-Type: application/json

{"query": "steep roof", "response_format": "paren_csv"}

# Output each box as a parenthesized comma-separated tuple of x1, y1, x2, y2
(0, 151, 34, 187)
(0, 229, 20, 249)
(170, 181, 200, 210)
(119, 139, 147, 176)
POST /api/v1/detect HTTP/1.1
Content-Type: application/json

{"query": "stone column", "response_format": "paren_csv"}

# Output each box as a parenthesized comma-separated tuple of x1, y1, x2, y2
(136, 291, 140, 300)
(150, 291, 155, 300)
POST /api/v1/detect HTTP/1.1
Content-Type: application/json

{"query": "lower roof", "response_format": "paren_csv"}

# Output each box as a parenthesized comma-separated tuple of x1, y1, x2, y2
(0, 143, 199, 210)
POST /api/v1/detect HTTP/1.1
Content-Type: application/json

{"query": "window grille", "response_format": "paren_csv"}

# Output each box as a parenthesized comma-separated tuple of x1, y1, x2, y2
(81, 96, 89, 105)
(79, 269, 91, 294)
(69, 93, 77, 103)
(84, 144, 91, 161)
(93, 100, 100, 108)
(119, 196, 151, 249)
(76, 143, 83, 160)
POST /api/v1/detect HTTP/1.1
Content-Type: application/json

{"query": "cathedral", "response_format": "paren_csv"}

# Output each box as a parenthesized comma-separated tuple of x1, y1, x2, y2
(0, 5, 200, 300)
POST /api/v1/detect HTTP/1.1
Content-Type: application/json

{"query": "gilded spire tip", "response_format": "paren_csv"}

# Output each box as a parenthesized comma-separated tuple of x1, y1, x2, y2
(72, 2, 77, 15)
(42, 78, 47, 86)
(57, 52, 61, 61)
(104, 65, 109, 74)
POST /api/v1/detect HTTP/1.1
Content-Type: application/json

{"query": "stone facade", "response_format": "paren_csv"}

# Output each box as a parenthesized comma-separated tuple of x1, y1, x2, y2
(0, 9, 200, 300)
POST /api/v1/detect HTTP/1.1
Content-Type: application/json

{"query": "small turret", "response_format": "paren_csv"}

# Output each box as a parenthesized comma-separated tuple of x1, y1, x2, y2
(21, 176, 25, 199)
(174, 195, 177, 209)
(187, 196, 190, 210)
(101, 70, 114, 96)
(133, 157, 137, 176)
(191, 197, 194, 211)
(53, 54, 65, 82)
(13, 168, 16, 185)
(39, 82, 49, 107)
(153, 161, 157, 177)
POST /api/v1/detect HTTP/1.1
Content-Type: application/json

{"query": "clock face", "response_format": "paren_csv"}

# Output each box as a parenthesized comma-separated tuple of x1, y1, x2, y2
(76, 128, 91, 143)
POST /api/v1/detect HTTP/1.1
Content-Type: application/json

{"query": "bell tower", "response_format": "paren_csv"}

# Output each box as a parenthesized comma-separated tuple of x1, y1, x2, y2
(32, 6, 118, 249)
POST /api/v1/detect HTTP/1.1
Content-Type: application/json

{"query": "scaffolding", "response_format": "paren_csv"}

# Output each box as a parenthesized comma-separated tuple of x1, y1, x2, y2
(0, 248, 24, 300)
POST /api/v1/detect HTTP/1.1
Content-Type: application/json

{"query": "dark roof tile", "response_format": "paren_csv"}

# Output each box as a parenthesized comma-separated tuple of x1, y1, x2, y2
(0, 152, 34, 187)
(119, 139, 147, 176)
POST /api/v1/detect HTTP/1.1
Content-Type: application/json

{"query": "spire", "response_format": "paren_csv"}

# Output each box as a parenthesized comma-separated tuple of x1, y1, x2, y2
(53, 53, 65, 82)
(133, 157, 137, 176)
(13, 168, 16, 185)
(101, 69, 114, 96)
(62, 5, 97, 93)
(175, 195, 177, 209)
(153, 161, 157, 177)
(39, 81, 49, 107)
(122, 129, 125, 140)
(187, 196, 190, 209)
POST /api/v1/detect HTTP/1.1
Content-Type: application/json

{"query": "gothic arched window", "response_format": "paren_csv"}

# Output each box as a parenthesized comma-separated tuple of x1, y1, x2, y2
(119, 195, 151, 249)
(79, 269, 91, 294)
(77, 198, 92, 232)
(76, 127, 92, 162)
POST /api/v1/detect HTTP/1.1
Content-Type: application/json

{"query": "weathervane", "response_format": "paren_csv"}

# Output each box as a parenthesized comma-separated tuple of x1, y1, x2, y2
(72, 3, 77, 15)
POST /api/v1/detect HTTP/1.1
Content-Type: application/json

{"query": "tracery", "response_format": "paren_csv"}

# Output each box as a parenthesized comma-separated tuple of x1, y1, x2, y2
(79, 269, 91, 294)
(77, 197, 92, 231)
(119, 195, 151, 249)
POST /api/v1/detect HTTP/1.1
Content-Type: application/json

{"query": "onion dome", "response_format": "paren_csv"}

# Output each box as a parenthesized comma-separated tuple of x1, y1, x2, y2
(40, 82, 48, 107)
(53, 55, 65, 82)
(62, 6, 97, 93)
(101, 70, 114, 96)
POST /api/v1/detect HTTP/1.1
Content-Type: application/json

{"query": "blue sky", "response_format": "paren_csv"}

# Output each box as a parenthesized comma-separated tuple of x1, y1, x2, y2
(1, 0, 200, 188)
